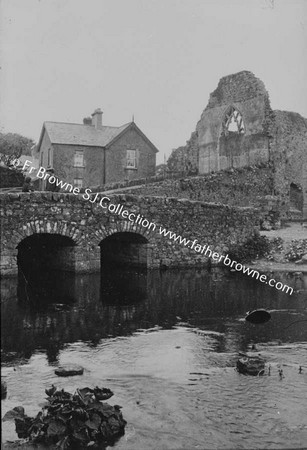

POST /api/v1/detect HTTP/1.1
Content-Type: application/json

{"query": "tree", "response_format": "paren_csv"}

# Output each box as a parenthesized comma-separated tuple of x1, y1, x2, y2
(0, 132, 35, 159)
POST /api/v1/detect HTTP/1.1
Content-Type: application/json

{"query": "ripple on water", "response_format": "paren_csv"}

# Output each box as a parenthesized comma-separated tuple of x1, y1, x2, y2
(1, 268, 307, 449)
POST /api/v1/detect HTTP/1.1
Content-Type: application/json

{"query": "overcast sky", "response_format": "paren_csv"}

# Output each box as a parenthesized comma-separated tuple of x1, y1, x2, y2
(0, 0, 306, 163)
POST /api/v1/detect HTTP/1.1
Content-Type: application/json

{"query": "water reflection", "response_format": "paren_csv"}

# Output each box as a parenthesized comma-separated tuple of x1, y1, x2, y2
(2, 267, 307, 449)
(1, 267, 307, 365)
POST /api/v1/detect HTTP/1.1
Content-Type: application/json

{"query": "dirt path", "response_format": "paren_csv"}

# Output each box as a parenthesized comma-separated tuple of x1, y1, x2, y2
(249, 260, 307, 273)
(260, 223, 307, 242)
(255, 222, 307, 273)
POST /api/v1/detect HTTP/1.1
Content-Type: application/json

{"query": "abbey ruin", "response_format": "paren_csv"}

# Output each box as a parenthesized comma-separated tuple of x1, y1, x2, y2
(167, 71, 307, 223)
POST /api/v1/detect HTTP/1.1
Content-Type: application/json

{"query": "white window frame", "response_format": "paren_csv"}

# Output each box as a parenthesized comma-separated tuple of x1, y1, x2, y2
(74, 150, 84, 167)
(126, 149, 137, 169)
(74, 178, 83, 188)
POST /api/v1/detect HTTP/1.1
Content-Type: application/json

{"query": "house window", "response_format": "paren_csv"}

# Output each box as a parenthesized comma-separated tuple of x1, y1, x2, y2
(126, 149, 137, 168)
(40, 151, 43, 166)
(47, 148, 52, 167)
(74, 150, 84, 167)
(74, 178, 83, 188)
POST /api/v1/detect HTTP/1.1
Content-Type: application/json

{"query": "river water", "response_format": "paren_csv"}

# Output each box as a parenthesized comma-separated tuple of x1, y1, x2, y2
(1, 267, 307, 449)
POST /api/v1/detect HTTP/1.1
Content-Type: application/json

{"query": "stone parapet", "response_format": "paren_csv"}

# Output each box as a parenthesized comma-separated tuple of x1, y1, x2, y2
(0, 192, 260, 275)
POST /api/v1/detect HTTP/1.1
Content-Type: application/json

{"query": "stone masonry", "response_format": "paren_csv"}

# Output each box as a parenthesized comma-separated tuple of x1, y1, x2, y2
(119, 165, 288, 228)
(167, 70, 307, 220)
(0, 191, 260, 276)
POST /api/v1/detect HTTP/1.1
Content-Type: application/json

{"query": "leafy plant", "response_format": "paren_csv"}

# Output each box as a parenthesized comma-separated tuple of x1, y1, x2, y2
(0, 132, 34, 158)
(228, 234, 271, 262)
(3, 386, 126, 449)
(285, 239, 307, 262)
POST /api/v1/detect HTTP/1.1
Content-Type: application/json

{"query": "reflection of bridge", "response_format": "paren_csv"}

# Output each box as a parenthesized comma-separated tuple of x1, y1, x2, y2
(0, 192, 259, 275)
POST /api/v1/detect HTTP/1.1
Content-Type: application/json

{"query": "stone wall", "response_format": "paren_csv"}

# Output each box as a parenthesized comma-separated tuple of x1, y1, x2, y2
(166, 70, 306, 221)
(270, 111, 307, 216)
(199, 71, 272, 173)
(167, 131, 199, 176)
(0, 191, 260, 275)
(168, 71, 272, 175)
(167, 146, 186, 175)
(303, 162, 307, 221)
(122, 165, 273, 204)
(120, 165, 288, 228)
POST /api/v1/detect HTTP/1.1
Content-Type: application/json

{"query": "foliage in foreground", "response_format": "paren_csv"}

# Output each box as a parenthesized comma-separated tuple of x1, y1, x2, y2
(3, 386, 127, 449)
(284, 239, 307, 262)
(0, 133, 34, 158)
(227, 234, 271, 263)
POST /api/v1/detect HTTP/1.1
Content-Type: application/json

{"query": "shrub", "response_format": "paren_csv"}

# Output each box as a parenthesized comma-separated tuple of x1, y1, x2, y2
(228, 234, 271, 262)
(285, 239, 307, 262)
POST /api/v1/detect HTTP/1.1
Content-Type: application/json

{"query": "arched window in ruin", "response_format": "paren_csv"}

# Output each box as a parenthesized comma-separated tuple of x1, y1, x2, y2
(222, 106, 245, 136)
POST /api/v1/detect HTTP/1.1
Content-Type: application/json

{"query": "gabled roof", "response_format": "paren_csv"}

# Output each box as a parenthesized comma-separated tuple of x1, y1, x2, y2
(105, 121, 159, 153)
(38, 121, 132, 149)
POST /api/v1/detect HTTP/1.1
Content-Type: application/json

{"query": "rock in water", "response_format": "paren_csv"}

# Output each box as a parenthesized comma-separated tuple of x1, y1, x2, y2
(237, 356, 265, 376)
(93, 386, 114, 400)
(245, 309, 271, 324)
(55, 364, 84, 377)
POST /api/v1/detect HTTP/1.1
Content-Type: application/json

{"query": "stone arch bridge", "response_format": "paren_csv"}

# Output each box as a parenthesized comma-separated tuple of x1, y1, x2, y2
(0, 192, 259, 276)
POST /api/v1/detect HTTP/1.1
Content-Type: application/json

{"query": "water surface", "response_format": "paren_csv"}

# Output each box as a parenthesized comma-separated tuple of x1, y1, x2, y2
(1, 268, 307, 449)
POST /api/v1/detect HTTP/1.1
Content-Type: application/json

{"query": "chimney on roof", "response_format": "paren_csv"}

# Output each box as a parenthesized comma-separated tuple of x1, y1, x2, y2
(91, 108, 103, 129)
(83, 117, 92, 125)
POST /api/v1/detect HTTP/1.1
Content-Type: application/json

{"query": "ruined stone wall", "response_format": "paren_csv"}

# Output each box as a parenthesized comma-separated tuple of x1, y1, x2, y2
(165, 71, 306, 220)
(167, 146, 186, 175)
(120, 165, 284, 228)
(0, 191, 260, 275)
(185, 131, 199, 174)
(198, 71, 272, 173)
(303, 162, 307, 221)
(167, 131, 199, 176)
(270, 110, 307, 215)
(167, 71, 272, 176)
(121, 165, 273, 205)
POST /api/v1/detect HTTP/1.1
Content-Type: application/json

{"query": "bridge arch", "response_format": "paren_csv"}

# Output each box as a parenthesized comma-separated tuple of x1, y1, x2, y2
(100, 232, 149, 268)
(88, 218, 156, 246)
(7, 220, 84, 252)
(10, 220, 86, 275)
(87, 219, 155, 269)
(17, 233, 77, 274)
